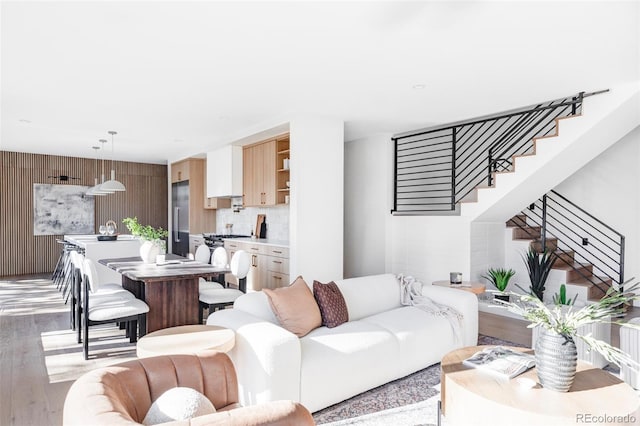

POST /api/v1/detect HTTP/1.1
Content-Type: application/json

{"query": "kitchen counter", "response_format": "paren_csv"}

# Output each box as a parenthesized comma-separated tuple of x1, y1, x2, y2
(222, 237, 289, 248)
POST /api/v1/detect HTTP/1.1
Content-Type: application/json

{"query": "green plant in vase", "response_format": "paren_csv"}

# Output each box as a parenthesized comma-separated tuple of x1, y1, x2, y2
(482, 267, 515, 302)
(494, 280, 640, 392)
(123, 217, 169, 263)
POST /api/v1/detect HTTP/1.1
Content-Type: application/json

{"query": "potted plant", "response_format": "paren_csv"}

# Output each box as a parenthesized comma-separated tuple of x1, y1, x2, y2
(494, 281, 640, 392)
(552, 284, 577, 306)
(521, 247, 556, 302)
(123, 217, 169, 263)
(482, 267, 515, 302)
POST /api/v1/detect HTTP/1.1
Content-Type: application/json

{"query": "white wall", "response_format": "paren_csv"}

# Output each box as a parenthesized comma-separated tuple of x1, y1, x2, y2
(289, 116, 344, 282)
(470, 222, 506, 283)
(344, 134, 393, 278)
(554, 125, 640, 287)
(389, 215, 472, 285)
(345, 133, 484, 285)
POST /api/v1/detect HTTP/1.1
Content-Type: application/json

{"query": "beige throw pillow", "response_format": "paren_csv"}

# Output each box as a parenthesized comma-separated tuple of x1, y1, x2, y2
(263, 276, 322, 337)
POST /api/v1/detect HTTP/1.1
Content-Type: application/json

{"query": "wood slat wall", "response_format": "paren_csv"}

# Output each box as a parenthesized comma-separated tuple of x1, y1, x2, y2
(0, 151, 168, 276)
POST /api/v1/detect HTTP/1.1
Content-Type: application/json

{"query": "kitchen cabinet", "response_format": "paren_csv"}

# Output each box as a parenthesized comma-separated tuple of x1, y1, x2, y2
(189, 235, 205, 256)
(170, 158, 216, 234)
(243, 137, 281, 207)
(223, 240, 289, 291)
(171, 160, 189, 183)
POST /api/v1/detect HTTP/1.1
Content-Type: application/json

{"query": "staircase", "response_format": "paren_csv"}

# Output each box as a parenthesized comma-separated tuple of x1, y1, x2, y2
(506, 213, 610, 302)
(460, 85, 640, 222)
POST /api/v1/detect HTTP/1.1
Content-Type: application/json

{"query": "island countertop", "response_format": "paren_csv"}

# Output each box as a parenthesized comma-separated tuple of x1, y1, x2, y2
(64, 234, 140, 248)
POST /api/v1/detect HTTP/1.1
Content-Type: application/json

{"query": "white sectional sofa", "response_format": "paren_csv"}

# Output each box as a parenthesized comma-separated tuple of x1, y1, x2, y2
(206, 273, 478, 412)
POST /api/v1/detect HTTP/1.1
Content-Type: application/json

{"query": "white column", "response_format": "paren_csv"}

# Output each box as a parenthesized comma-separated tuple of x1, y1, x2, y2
(289, 116, 344, 283)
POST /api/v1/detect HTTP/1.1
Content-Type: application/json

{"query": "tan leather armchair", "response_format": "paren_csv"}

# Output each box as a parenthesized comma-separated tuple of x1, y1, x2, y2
(63, 351, 315, 425)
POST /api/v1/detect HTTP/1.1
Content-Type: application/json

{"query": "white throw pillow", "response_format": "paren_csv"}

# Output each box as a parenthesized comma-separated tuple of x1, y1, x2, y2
(142, 387, 216, 425)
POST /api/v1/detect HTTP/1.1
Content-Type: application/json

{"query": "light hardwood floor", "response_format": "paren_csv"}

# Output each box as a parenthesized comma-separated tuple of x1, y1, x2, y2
(2, 274, 637, 425)
(0, 274, 138, 426)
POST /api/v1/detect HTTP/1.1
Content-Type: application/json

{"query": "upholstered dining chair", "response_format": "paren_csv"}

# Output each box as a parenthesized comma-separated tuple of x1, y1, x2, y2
(195, 244, 225, 292)
(70, 251, 132, 335)
(63, 351, 315, 425)
(80, 258, 149, 360)
(198, 250, 249, 323)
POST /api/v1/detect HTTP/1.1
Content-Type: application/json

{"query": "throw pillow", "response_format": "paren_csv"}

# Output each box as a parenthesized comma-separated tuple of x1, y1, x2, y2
(263, 276, 322, 337)
(142, 387, 216, 425)
(313, 280, 349, 328)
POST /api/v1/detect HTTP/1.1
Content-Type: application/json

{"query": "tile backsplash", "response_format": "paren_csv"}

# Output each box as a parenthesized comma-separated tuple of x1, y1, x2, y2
(216, 199, 290, 242)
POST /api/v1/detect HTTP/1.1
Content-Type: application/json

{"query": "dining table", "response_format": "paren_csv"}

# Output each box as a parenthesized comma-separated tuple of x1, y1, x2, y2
(99, 255, 229, 333)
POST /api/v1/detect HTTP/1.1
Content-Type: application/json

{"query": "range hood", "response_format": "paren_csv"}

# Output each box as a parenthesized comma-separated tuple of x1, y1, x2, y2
(206, 145, 243, 197)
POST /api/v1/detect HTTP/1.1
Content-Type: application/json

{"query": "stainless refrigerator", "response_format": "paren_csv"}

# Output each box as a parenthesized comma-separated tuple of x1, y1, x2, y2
(172, 181, 189, 256)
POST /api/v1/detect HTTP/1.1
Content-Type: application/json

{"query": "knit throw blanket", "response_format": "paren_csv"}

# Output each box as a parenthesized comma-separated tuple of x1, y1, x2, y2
(398, 274, 463, 345)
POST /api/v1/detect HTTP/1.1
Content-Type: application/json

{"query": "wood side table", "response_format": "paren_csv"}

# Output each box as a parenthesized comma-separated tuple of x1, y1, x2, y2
(441, 345, 640, 426)
(432, 280, 486, 295)
(136, 325, 235, 358)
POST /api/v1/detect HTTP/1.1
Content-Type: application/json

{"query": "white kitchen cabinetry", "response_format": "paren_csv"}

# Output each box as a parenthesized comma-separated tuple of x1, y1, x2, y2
(206, 146, 243, 198)
(189, 235, 205, 257)
(223, 239, 289, 291)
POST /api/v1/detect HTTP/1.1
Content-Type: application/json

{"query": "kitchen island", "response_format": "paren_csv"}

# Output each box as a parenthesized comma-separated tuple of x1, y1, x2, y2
(99, 256, 229, 333)
(64, 234, 142, 284)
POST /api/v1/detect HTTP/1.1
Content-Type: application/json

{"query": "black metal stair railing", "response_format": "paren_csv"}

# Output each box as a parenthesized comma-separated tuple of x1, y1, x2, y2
(515, 190, 625, 294)
(391, 90, 607, 215)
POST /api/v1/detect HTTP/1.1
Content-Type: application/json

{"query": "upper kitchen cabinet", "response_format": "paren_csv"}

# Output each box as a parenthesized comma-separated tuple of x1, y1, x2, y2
(170, 158, 215, 233)
(243, 133, 289, 207)
(171, 159, 189, 183)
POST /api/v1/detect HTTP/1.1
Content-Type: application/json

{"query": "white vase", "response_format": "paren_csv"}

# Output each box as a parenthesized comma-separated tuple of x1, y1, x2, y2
(140, 240, 161, 263)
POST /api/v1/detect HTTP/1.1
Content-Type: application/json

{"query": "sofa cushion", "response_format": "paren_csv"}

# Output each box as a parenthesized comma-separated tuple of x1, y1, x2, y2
(334, 274, 402, 321)
(361, 306, 459, 375)
(299, 320, 400, 412)
(263, 276, 322, 337)
(142, 387, 216, 425)
(313, 280, 349, 328)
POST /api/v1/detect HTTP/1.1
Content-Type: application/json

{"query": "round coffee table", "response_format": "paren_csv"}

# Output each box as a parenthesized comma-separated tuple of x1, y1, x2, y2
(441, 345, 640, 425)
(136, 325, 235, 358)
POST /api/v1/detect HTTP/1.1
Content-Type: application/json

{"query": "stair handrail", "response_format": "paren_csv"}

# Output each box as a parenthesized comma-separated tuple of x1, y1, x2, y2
(519, 189, 625, 295)
(391, 89, 609, 214)
(391, 90, 608, 215)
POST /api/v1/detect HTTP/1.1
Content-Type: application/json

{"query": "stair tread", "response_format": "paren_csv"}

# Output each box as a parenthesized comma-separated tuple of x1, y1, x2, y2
(552, 262, 593, 271)
(568, 276, 612, 286)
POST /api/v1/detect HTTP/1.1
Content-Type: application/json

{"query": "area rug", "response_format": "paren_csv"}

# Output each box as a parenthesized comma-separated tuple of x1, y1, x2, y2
(313, 335, 522, 426)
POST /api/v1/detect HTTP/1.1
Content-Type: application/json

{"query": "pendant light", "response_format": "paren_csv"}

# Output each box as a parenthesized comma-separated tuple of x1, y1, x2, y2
(100, 130, 126, 192)
(86, 145, 109, 196)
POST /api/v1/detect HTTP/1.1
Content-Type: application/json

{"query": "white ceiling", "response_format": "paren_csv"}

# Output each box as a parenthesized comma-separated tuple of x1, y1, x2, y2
(1, 1, 638, 164)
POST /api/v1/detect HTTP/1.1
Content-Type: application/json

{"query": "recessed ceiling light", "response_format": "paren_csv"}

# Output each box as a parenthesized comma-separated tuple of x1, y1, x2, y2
(412, 84, 426, 90)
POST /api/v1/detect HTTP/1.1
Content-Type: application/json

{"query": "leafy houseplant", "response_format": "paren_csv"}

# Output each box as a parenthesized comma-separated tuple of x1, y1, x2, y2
(482, 268, 515, 302)
(123, 217, 169, 263)
(494, 282, 640, 391)
(522, 247, 556, 301)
